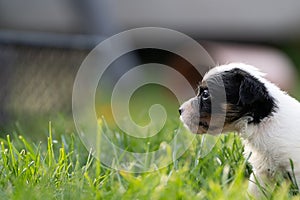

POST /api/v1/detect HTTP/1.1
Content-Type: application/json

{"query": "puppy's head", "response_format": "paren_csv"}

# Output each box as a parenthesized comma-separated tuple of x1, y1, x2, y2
(179, 63, 277, 135)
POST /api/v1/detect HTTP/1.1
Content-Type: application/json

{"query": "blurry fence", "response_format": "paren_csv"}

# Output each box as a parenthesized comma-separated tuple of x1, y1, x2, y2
(0, 44, 89, 133)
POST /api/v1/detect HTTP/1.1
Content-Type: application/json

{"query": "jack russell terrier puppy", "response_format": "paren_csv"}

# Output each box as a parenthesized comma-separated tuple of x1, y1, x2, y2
(179, 63, 300, 197)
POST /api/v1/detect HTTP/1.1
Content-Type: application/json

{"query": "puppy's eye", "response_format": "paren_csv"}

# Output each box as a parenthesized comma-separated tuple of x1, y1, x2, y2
(202, 90, 210, 100)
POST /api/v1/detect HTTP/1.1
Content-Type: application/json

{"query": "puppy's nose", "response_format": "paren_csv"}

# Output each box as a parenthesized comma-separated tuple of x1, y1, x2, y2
(179, 108, 183, 115)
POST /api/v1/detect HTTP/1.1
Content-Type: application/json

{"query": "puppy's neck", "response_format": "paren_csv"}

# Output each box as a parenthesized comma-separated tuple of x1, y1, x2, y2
(234, 117, 257, 139)
(236, 89, 299, 142)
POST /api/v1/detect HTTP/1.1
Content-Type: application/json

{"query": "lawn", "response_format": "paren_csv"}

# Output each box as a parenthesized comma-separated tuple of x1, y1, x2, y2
(1, 40, 300, 200)
(0, 120, 299, 200)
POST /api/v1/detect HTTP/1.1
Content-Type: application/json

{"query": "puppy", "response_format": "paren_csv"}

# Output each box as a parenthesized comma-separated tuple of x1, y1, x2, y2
(179, 63, 300, 197)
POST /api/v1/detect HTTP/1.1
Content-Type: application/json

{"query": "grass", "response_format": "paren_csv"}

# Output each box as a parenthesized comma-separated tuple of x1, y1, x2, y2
(0, 120, 299, 200)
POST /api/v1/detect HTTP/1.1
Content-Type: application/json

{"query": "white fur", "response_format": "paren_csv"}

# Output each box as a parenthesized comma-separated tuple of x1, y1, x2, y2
(206, 63, 300, 196)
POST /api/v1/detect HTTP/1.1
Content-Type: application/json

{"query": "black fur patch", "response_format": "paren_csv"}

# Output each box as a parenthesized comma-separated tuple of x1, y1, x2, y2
(206, 68, 277, 124)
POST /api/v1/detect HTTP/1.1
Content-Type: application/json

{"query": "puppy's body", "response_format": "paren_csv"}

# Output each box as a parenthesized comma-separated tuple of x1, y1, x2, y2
(242, 81, 300, 195)
(179, 63, 300, 196)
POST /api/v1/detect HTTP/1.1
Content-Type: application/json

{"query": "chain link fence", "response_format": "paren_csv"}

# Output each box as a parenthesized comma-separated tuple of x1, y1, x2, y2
(0, 44, 89, 135)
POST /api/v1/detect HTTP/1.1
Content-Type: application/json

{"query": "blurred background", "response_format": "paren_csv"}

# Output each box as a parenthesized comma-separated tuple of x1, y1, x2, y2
(1, 0, 300, 139)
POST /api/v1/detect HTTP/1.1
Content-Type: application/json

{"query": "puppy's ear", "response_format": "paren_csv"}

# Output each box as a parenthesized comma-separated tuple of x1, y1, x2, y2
(223, 68, 276, 123)
(238, 75, 267, 105)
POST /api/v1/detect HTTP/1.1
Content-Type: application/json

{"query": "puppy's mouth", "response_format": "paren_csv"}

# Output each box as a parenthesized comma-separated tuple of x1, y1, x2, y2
(199, 121, 209, 129)
(196, 117, 210, 134)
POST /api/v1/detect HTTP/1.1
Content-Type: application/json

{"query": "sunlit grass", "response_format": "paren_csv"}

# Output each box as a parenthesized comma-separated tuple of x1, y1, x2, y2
(0, 121, 298, 200)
